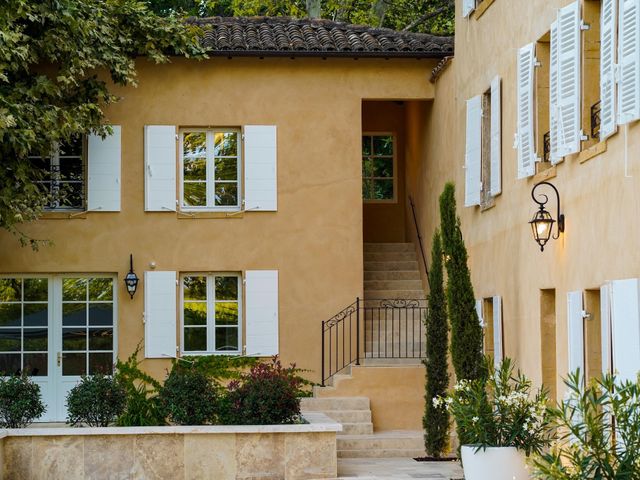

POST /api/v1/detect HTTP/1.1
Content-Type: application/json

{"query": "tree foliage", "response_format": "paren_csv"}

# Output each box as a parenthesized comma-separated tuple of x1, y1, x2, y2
(439, 182, 485, 382)
(423, 229, 450, 457)
(0, 0, 205, 247)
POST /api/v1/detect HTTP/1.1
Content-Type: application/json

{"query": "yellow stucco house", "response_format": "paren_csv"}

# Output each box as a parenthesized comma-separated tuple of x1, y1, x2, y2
(2, 0, 640, 459)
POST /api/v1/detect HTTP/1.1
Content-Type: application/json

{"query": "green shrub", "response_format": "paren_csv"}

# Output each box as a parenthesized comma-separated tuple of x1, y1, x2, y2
(66, 374, 126, 427)
(220, 357, 302, 425)
(158, 366, 219, 425)
(0, 375, 46, 428)
(423, 230, 450, 457)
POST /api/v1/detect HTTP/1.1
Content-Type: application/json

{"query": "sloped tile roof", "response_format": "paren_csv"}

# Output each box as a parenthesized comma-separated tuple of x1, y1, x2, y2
(189, 17, 453, 59)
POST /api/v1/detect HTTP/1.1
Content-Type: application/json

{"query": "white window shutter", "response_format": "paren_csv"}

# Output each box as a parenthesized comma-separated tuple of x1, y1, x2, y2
(550, 21, 562, 164)
(464, 96, 482, 207)
(144, 125, 176, 212)
(462, 0, 475, 18)
(245, 270, 279, 356)
(610, 278, 640, 382)
(492, 296, 503, 367)
(144, 271, 177, 359)
(601, 283, 612, 376)
(517, 43, 536, 178)
(476, 299, 484, 327)
(490, 76, 502, 196)
(557, 1, 582, 156)
(244, 125, 277, 212)
(567, 291, 585, 375)
(87, 126, 121, 211)
(618, 0, 640, 125)
(601, 0, 618, 139)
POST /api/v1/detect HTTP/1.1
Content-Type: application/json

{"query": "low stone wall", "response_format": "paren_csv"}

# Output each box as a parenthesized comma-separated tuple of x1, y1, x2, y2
(1, 413, 340, 480)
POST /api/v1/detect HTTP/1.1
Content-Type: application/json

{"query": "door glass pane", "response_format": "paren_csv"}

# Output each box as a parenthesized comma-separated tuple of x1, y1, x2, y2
(88, 304, 113, 326)
(63, 328, 86, 351)
(24, 303, 47, 326)
(0, 304, 21, 327)
(24, 328, 48, 351)
(372, 179, 394, 200)
(89, 353, 113, 375)
(24, 353, 47, 376)
(215, 327, 238, 351)
(24, 278, 47, 301)
(0, 279, 21, 302)
(63, 353, 86, 376)
(0, 329, 21, 351)
(0, 354, 21, 375)
(373, 135, 393, 155)
(88, 328, 113, 350)
(63, 278, 86, 301)
(88, 278, 113, 301)
(373, 158, 393, 177)
(184, 328, 206, 351)
(63, 303, 86, 326)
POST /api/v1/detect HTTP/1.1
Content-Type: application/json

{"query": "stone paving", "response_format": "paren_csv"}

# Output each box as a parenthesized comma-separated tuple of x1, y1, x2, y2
(337, 457, 464, 479)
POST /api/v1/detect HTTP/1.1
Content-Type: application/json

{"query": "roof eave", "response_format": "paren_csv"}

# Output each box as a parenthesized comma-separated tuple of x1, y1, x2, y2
(204, 49, 453, 59)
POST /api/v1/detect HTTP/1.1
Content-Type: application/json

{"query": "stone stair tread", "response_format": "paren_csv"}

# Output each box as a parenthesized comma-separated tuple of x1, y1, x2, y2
(364, 261, 419, 271)
(363, 243, 415, 252)
(337, 449, 427, 458)
(364, 271, 422, 280)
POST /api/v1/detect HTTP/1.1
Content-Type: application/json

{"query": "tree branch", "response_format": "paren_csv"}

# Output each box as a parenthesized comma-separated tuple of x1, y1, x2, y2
(401, 6, 450, 32)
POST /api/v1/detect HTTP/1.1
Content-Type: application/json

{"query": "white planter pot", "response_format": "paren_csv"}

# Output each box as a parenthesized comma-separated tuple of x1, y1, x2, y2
(460, 445, 531, 480)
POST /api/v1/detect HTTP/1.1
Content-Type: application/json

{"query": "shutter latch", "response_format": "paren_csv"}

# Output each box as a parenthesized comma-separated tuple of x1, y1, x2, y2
(581, 310, 591, 320)
(580, 21, 590, 31)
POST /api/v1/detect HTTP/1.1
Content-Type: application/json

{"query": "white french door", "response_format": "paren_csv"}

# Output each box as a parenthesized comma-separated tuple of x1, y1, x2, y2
(0, 275, 117, 422)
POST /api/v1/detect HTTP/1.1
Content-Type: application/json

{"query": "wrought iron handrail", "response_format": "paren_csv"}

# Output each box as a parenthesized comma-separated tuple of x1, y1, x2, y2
(591, 100, 601, 140)
(321, 299, 360, 386)
(543, 131, 550, 163)
(408, 196, 430, 290)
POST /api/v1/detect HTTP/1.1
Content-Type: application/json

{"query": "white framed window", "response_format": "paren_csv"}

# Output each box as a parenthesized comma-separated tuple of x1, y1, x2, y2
(180, 128, 241, 211)
(29, 135, 85, 210)
(181, 273, 241, 354)
(362, 133, 396, 203)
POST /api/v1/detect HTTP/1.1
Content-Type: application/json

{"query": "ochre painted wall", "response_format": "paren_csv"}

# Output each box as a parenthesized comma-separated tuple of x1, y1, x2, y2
(0, 57, 437, 384)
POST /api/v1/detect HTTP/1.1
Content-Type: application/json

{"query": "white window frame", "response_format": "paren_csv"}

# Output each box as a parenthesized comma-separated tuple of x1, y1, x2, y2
(180, 272, 242, 355)
(362, 132, 397, 204)
(179, 128, 242, 212)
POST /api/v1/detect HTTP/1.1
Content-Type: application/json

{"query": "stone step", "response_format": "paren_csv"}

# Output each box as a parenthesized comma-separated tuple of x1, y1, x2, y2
(363, 243, 415, 252)
(365, 290, 426, 300)
(364, 279, 423, 290)
(337, 448, 427, 458)
(300, 396, 370, 412)
(337, 431, 425, 453)
(339, 422, 374, 435)
(364, 252, 418, 262)
(360, 357, 425, 366)
(319, 409, 372, 424)
(364, 270, 421, 281)
(364, 261, 419, 272)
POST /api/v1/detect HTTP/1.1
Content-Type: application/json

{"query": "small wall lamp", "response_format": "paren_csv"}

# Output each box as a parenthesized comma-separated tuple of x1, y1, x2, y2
(124, 254, 139, 298)
(529, 181, 565, 252)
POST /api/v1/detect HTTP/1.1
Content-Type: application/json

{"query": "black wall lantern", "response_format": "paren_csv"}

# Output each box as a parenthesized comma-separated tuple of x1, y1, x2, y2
(124, 254, 139, 298)
(530, 181, 565, 252)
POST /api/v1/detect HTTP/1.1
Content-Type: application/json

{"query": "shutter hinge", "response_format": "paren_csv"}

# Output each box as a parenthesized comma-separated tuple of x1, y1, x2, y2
(142, 312, 146, 324)
(242, 278, 247, 285)
(176, 279, 179, 286)
(175, 134, 179, 141)
(580, 131, 589, 141)
(535, 156, 542, 163)
(513, 133, 519, 149)
(241, 133, 245, 140)
(534, 58, 542, 68)
(581, 310, 592, 320)
(580, 21, 590, 31)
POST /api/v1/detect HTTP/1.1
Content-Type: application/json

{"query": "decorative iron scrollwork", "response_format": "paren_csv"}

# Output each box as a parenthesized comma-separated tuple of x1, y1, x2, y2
(380, 299, 421, 309)
(324, 302, 358, 329)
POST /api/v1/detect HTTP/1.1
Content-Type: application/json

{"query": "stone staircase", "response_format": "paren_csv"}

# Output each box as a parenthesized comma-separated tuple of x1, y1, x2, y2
(301, 395, 425, 458)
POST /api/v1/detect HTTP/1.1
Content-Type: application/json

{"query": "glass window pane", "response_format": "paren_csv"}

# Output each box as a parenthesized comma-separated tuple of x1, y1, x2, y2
(0, 304, 21, 327)
(88, 304, 113, 326)
(89, 278, 113, 301)
(215, 328, 238, 351)
(183, 132, 206, 158)
(24, 353, 47, 377)
(0, 329, 21, 352)
(0, 354, 21, 376)
(183, 276, 206, 301)
(63, 328, 87, 351)
(215, 158, 237, 181)
(24, 278, 47, 301)
(214, 183, 238, 206)
(373, 179, 394, 200)
(215, 277, 238, 301)
(89, 353, 113, 375)
(88, 328, 113, 351)
(24, 328, 48, 351)
(184, 303, 207, 326)
(59, 182, 84, 209)
(0, 279, 21, 302)
(373, 136, 393, 156)
(215, 302, 238, 326)
(63, 303, 86, 326)
(373, 158, 393, 178)
(214, 132, 238, 156)
(63, 278, 86, 301)
(63, 353, 86, 376)
(59, 158, 83, 181)
(184, 182, 206, 207)
(362, 136, 372, 156)
(59, 134, 82, 156)
(184, 328, 207, 351)
(184, 157, 206, 181)
(24, 303, 47, 327)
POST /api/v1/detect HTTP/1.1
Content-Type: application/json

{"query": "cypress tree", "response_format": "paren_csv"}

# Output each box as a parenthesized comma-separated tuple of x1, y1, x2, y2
(423, 229, 449, 457)
(439, 182, 485, 382)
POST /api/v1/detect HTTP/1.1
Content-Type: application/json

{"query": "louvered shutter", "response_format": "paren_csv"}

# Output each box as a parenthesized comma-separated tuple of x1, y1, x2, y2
(618, 0, 640, 124)
(492, 296, 503, 367)
(517, 43, 536, 178)
(244, 125, 277, 212)
(465, 96, 482, 207)
(550, 21, 562, 164)
(601, 284, 612, 376)
(245, 270, 279, 356)
(462, 0, 475, 18)
(610, 278, 640, 382)
(87, 126, 121, 211)
(601, 0, 618, 139)
(144, 125, 176, 212)
(476, 299, 484, 327)
(490, 76, 502, 196)
(144, 271, 177, 359)
(567, 291, 585, 376)
(557, 1, 582, 156)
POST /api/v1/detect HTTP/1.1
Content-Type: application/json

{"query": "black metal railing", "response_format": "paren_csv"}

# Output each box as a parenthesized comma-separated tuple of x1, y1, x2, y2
(543, 131, 550, 163)
(321, 298, 427, 386)
(409, 196, 430, 290)
(591, 100, 601, 139)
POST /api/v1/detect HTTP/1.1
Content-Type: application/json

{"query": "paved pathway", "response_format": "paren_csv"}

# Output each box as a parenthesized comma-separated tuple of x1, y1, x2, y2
(337, 458, 463, 479)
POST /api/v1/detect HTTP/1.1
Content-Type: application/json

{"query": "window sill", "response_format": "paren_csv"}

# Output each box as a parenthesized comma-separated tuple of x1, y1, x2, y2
(578, 140, 607, 164)
(474, 0, 495, 19)
(180, 351, 242, 357)
(40, 211, 87, 220)
(177, 211, 244, 219)
(533, 165, 557, 183)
